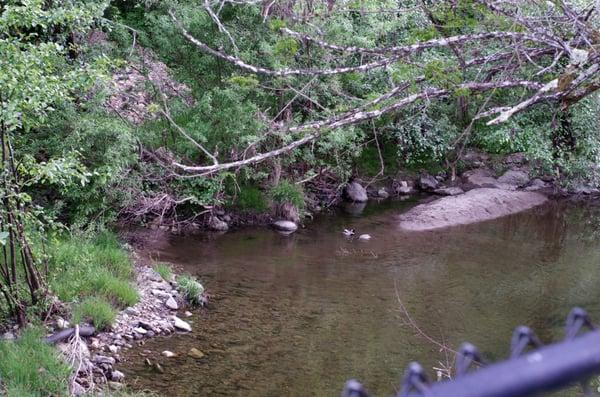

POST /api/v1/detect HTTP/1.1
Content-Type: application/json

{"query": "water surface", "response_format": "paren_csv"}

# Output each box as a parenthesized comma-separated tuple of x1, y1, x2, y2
(121, 200, 600, 396)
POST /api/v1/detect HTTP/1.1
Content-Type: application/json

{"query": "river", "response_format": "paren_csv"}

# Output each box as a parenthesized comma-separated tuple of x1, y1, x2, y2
(120, 199, 600, 396)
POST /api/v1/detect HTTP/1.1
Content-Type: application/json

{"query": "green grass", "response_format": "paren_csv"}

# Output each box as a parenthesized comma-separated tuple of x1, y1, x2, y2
(72, 297, 116, 331)
(231, 185, 268, 212)
(176, 275, 204, 306)
(0, 327, 70, 396)
(270, 180, 305, 211)
(153, 263, 173, 281)
(47, 230, 137, 329)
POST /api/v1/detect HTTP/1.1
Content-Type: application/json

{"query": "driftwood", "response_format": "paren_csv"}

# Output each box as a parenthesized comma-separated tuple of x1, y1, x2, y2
(44, 325, 95, 344)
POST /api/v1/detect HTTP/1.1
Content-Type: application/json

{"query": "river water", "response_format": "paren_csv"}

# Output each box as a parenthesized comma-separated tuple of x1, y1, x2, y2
(120, 199, 600, 396)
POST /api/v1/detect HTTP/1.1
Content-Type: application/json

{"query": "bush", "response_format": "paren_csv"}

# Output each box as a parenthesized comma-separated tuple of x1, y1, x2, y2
(0, 327, 70, 396)
(72, 297, 116, 331)
(270, 180, 305, 211)
(153, 263, 173, 281)
(176, 275, 204, 306)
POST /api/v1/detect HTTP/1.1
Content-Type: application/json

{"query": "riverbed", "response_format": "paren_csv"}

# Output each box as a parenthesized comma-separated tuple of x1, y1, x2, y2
(120, 199, 600, 396)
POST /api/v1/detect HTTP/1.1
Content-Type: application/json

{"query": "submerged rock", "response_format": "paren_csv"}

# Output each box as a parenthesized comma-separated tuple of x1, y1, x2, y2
(272, 220, 298, 233)
(188, 348, 205, 359)
(344, 181, 368, 202)
(342, 201, 367, 216)
(398, 188, 547, 231)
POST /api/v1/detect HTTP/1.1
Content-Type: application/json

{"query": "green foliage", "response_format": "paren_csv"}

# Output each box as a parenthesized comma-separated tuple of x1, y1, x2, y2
(153, 263, 173, 281)
(176, 275, 205, 306)
(72, 297, 117, 331)
(270, 180, 305, 211)
(0, 327, 70, 396)
(232, 186, 268, 212)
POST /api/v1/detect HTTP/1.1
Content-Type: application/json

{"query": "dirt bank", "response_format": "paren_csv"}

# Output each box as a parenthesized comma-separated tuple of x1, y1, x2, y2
(398, 188, 548, 231)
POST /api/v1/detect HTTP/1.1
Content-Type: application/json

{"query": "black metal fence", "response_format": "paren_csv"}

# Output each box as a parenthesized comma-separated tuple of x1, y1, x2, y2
(342, 307, 600, 397)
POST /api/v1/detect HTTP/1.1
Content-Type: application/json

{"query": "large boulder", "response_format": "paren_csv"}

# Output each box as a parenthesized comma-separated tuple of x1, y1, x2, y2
(497, 169, 530, 187)
(398, 188, 547, 231)
(344, 182, 368, 202)
(208, 216, 228, 232)
(418, 173, 439, 191)
(462, 169, 499, 189)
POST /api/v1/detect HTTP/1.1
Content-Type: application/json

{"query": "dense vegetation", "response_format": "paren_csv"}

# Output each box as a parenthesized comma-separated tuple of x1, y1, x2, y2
(0, 0, 600, 394)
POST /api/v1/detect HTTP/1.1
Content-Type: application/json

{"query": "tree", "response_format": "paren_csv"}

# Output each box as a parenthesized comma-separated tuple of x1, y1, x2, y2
(160, 0, 600, 177)
(0, 0, 107, 324)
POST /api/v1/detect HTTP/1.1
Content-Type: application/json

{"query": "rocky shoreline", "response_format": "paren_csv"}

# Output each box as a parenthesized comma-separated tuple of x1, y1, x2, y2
(49, 250, 204, 395)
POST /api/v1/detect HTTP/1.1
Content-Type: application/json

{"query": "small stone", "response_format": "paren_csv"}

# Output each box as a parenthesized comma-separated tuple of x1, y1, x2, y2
(1, 332, 15, 341)
(110, 370, 125, 382)
(146, 331, 155, 338)
(56, 318, 69, 330)
(108, 381, 124, 390)
(358, 234, 371, 241)
(151, 289, 170, 298)
(93, 355, 116, 365)
(377, 188, 390, 199)
(124, 307, 139, 316)
(165, 296, 178, 310)
(162, 350, 177, 358)
(184, 311, 193, 318)
(172, 316, 192, 332)
(188, 348, 205, 359)
(154, 363, 165, 373)
(144, 358, 152, 367)
(133, 327, 147, 335)
(108, 345, 118, 354)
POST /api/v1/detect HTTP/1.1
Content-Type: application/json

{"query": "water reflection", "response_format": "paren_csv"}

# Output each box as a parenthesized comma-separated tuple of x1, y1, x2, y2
(121, 200, 600, 397)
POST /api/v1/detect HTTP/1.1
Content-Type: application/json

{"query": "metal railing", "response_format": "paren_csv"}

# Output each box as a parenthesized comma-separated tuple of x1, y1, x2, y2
(342, 307, 600, 397)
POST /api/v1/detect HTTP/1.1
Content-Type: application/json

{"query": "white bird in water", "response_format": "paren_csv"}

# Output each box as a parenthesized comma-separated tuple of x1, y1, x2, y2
(343, 228, 355, 237)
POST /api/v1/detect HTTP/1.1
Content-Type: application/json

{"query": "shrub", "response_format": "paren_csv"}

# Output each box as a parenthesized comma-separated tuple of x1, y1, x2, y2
(176, 275, 204, 306)
(0, 327, 70, 396)
(270, 180, 305, 211)
(153, 263, 173, 281)
(72, 297, 116, 331)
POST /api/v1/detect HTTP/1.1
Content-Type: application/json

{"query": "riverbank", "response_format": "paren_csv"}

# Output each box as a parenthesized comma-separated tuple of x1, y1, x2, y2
(0, 229, 206, 396)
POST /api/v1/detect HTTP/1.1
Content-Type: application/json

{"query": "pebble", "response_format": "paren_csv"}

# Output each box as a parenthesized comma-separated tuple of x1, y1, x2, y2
(108, 345, 118, 354)
(162, 350, 177, 358)
(133, 327, 147, 335)
(110, 370, 125, 382)
(184, 311, 193, 317)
